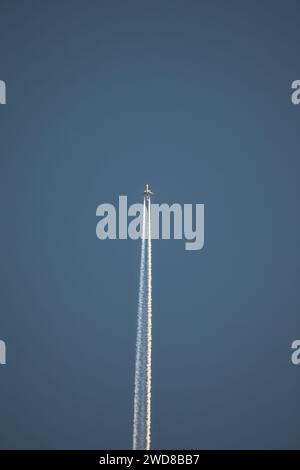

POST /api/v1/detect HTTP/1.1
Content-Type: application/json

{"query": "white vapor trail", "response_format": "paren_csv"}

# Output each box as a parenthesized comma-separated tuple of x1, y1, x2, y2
(133, 197, 153, 450)
(146, 198, 152, 450)
(133, 198, 146, 450)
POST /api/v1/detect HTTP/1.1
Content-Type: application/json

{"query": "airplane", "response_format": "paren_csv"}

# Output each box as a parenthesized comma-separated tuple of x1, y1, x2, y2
(143, 184, 154, 199)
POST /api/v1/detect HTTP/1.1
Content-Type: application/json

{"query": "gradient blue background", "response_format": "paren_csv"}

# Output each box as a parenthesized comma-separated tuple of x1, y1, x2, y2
(0, 0, 299, 449)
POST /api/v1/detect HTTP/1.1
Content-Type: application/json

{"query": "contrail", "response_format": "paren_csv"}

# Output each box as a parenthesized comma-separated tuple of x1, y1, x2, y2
(146, 198, 152, 450)
(133, 193, 153, 450)
(133, 198, 147, 450)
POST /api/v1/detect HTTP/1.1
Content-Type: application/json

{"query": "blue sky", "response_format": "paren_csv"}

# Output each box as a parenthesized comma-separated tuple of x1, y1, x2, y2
(0, 0, 299, 449)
